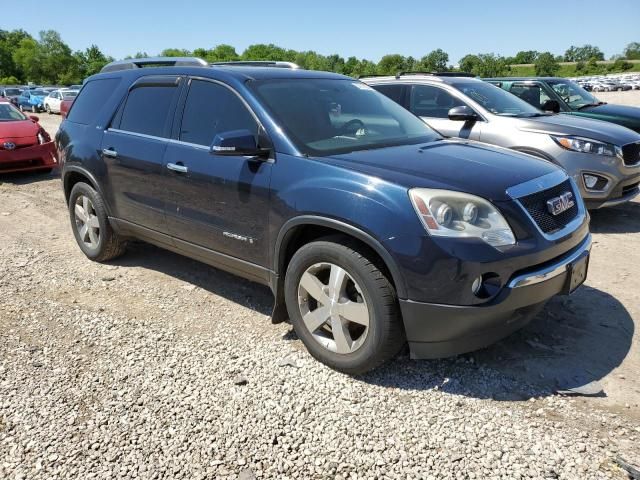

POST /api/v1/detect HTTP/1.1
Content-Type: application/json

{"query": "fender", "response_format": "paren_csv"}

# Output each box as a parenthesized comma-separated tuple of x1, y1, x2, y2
(62, 164, 113, 216)
(274, 215, 408, 300)
(510, 146, 558, 164)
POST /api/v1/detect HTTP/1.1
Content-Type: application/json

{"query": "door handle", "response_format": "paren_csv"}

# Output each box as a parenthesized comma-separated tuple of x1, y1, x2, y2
(102, 148, 118, 158)
(167, 162, 188, 173)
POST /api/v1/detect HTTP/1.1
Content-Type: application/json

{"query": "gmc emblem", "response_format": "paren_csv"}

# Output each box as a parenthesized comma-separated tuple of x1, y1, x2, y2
(546, 192, 575, 216)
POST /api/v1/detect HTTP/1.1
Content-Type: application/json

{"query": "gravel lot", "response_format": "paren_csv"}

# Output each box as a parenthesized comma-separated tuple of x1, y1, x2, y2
(1, 92, 640, 479)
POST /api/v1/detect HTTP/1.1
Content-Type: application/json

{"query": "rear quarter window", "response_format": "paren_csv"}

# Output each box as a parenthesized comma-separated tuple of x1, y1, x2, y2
(67, 78, 121, 125)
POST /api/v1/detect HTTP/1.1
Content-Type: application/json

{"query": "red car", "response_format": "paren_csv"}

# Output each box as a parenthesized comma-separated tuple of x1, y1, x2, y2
(60, 96, 75, 119)
(0, 100, 57, 174)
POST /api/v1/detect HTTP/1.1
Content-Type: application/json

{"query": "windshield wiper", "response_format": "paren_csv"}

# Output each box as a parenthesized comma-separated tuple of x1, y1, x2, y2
(577, 102, 606, 110)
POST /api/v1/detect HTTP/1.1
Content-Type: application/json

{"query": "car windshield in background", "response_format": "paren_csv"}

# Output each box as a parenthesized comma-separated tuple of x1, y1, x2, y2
(30, 90, 47, 96)
(249, 78, 440, 156)
(0, 103, 27, 121)
(4, 89, 21, 96)
(61, 90, 79, 98)
(451, 81, 543, 117)
(547, 80, 598, 109)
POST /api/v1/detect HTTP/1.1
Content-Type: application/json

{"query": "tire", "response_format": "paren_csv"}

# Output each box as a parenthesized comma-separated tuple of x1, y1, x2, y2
(31, 105, 38, 113)
(45, 104, 51, 114)
(284, 237, 404, 374)
(19, 104, 24, 112)
(68, 182, 127, 262)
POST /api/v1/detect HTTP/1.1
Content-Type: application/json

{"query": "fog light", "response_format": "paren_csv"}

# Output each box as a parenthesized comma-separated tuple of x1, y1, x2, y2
(583, 174, 598, 189)
(582, 173, 608, 191)
(471, 276, 482, 295)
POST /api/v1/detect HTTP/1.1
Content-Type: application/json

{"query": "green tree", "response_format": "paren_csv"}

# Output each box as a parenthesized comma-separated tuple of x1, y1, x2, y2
(418, 48, 449, 72)
(0, 75, 20, 85)
(460, 53, 509, 77)
(623, 42, 640, 60)
(534, 52, 560, 76)
(242, 44, 291, 61)
(377, 54, 410, 75)
(160, 48, 191, 57)
(564, 44, 604, 62)
(511, 50, 539, 64)
(76, 45, 113, 78)
(0, 29, 34, 81)
(459, 54, 481, 73)
(12, 37, 42, 83)
(608, 58, 633, 72)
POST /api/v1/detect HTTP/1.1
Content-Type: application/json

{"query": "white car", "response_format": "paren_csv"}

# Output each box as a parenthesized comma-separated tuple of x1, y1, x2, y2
(44, 89, 78, 114)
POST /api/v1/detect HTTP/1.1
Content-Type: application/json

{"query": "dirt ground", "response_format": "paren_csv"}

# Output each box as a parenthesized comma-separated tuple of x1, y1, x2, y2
(3, 92, 640, 436)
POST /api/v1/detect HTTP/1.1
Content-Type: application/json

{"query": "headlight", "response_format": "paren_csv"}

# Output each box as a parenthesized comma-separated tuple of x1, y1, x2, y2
(37, 132, 45, 144)
(551, 135, 621, 157)
(409, 188, 516, 248)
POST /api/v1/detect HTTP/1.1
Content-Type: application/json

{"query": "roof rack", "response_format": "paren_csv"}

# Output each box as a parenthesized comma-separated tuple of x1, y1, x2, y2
(211, 61, 300, 69)
(100, 57, 209, 73)
(395, 71, 476, 78)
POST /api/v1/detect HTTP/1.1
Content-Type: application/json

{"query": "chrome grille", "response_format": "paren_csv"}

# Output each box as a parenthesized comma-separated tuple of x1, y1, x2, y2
(517, 179, 579, 234)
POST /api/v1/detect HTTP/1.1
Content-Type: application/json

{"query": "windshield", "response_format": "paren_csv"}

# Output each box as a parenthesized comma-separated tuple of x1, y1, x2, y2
(4, 88, 21, 96)
(249, 78, 440, 156)
(547, 80, 598, 109)
(61, 90, 78, 98)
(30, 90, 47, 96)
(451, 81, 543, 117)
(0, 103, 27, 121)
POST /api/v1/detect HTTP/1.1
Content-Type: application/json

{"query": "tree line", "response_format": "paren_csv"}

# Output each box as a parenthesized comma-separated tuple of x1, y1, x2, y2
(1, 28, 639, 85)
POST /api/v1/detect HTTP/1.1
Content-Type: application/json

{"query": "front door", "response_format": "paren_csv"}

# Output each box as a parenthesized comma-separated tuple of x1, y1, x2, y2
(101, 75, 183, 233)
(163, 78, 272, 267)
(409, 84, 482, 141)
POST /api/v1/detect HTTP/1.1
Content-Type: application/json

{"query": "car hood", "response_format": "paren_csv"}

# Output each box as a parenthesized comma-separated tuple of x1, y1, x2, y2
(515, 113, 640, 145)
(0, 120, 39, 139)
(319, 139, 558, 202)
(573, 103, 640, 129)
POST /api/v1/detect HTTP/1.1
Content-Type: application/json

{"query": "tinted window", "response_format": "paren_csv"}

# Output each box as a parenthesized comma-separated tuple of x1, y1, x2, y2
(410, 85, 465, 118)
(68, 78, 121, 125)
(372, 84, 405, 106)
(119, 85, 179, 137)
(509, 84, 550, 110)
(249, 79, 439, 156)
(180, 80, 257, 146)
(451, 81, 542, 117)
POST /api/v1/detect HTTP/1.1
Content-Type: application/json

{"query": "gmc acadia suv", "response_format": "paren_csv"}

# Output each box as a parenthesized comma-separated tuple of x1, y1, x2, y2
(56, 58, 591, 374)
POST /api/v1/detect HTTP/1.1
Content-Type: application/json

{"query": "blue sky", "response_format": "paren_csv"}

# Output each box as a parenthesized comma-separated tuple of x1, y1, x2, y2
(6, 0, 640, 63)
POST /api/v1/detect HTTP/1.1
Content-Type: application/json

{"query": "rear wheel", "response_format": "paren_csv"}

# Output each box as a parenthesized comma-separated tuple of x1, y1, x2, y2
(31, 105, 38, 113)
(19, 104, 24, 112)
(45, 104, 51, 114)
(68, 182, 127, 262)
(284, 238, 404, 374)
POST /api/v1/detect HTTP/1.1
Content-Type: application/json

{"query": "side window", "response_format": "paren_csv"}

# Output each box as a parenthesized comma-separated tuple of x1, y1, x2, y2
(179, 80, 257, 146)
(409, 85, 465, 118)
(118, 84, 179, 137)
(67, 78, 121, 125)
(509, 84, 550, 109)
(372, 84, 406, 106)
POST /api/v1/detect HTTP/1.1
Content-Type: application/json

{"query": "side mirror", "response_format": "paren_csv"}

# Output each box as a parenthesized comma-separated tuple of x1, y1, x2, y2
(541, 100, 560, 113)
(29, 115, 39, 122)
(210, 129, 268, 158)
(448, 105, 478, 122)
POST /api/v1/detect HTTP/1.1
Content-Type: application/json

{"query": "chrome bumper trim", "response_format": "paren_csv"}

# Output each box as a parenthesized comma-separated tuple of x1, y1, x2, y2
(508, 235, 591, 289)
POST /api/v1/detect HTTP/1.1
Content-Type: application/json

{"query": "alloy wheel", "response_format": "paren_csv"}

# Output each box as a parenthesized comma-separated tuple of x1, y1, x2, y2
(297, 262, 370, 354)
(74, 195, 100, 249)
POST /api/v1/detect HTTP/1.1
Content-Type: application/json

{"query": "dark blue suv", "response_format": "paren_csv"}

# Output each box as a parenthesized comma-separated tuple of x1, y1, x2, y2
(56, 58, 591, 374)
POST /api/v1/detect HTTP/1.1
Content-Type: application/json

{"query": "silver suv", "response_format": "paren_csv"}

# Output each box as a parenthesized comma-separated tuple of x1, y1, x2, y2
(363, 73, 640, 208)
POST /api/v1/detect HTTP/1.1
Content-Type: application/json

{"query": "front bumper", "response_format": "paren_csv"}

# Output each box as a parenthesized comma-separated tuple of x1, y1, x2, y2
(0, 142, 57, 173)
(402, 233, 591, 359)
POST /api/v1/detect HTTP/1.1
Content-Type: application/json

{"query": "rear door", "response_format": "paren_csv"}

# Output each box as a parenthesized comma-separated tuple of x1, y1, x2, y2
(408, 84, 482, 140)
(101, 75, 183, 233)
(163, 78, 272, 266)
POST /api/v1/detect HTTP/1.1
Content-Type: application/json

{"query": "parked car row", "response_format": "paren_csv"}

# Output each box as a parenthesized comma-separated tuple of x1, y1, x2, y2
(0, 85, 79, 114)
(570, 74, 640, 92)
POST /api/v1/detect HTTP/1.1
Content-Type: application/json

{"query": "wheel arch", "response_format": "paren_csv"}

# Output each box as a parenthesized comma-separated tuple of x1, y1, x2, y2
(274, 216, 407, 300)
(63, 166, 111, 215)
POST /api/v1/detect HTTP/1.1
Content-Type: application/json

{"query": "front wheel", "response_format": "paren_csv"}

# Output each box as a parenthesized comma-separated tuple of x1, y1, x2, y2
(68, 182, 127, 262)
(284, 238, 404, 374)
(31, 105, 38, 113)
(45, 104, 51, 114)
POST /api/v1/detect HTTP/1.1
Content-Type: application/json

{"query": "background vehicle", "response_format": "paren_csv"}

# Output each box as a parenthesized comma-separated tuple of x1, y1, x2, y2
(60, 95, 75, 118)
(57, 57, 591, 373)
(0, 87, 23, 105)
(0, 100, 57, 174)
(366, 73, 640, 208)
(486, 77, 640, 133)
(16, 88, 48, 113)
(44, 89, 79, 114)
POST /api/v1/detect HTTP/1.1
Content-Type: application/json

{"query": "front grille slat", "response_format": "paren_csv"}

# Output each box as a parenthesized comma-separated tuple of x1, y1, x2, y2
(622, 142, 640, 166)
(517, 179, 579, 234)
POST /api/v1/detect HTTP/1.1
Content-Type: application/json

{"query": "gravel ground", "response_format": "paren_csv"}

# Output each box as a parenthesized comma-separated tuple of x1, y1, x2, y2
(1, 95, 640, 479)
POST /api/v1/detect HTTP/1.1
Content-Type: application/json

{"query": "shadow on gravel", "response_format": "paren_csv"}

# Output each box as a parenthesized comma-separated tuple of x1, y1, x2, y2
(589, 200, 640, 234)
(110, 242, 273, 316)
(358, 285, 633, 401)
(0, 168, 60, 184)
